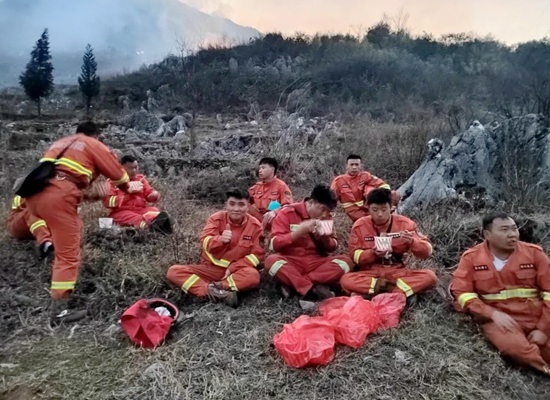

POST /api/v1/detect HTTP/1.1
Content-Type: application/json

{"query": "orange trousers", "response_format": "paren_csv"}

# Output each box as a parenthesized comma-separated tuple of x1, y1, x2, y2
(482, 320, 550, 373)
(110, 207, 159, 229)
(26, 179, 82, 299)
(340, 266, 437, 297)
(7, 209, 52, 245)
(265, 254, 352, 296)
(166, 263, 260, 297)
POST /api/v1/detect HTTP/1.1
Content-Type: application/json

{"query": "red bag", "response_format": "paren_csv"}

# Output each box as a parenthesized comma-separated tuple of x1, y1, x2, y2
(273, 315, 335, 368)
(319, 296, 379, 348)
(121, 299, 178, 348)
(372, 292, 407, 329)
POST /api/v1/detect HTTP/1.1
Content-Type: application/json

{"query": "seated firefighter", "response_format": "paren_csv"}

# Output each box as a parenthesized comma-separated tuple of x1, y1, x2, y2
(103, 155, 172, 234)
(8, 193, 53, 259)
(451, 214, 550, 376)
(341, 188, 436, 300)
(265, 184, 353, 300)
(331, 154, 400, 222)
(248, 157, 293, 229)
(167, 189, 264, 307)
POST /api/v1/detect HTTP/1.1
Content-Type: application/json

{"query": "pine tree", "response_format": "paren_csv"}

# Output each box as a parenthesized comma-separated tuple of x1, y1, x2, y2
(19, 29, 54, 117)
(78, 44, 100, 117)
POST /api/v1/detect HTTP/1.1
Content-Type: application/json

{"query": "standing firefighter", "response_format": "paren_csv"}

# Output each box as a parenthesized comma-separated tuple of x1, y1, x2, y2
(167, 189, 264, 307)
(8, 193, 53, 258)
(103, 154, 172, 234)
(451, 214, 550, 375)
(24, 121, 134, 324)
(248, 157, 293, 230)
(342, 188, 436, 300)
(331, 154, 400, 222)
(264, 184, 353, 299)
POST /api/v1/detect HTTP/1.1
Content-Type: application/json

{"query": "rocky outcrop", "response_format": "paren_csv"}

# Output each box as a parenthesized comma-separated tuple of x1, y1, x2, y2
(398, 114, 550, 211)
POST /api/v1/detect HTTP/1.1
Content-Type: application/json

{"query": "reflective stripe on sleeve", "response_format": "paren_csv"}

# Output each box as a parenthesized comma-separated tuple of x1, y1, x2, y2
(245, 254, 260, 267)
(458, 292, 479, 308)
(353, 249, 364, 264)
(12, 196, 22, 210)
(332, 259, 350, 273)
(342, 200, 364, 209)
(269, 260, 286, 277)
(542, 292, 550, 301)
(112, 172, 130, 186)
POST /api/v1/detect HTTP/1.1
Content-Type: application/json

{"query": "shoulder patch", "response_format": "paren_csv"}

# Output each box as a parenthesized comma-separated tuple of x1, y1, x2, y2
(473, 265, 488, 271)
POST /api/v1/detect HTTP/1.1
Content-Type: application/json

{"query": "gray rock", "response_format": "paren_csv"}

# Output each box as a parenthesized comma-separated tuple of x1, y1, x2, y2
(121, 110, 163, 133)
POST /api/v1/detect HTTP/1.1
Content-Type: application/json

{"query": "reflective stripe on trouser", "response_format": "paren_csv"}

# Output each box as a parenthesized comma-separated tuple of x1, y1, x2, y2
(340, 267, 437, 296)
(264, 254, 352, 296)
(25, 179, 82, 299)
(482, 321, 550, 373)
(7, 208, 52, 245)
(166, 263, 260, 297)
(109, 207, 160, 229)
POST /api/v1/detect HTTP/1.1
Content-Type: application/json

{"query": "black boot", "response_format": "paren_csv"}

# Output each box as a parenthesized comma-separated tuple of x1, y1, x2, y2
(49, 299, 87, 325)
(149, 212, 172, 235)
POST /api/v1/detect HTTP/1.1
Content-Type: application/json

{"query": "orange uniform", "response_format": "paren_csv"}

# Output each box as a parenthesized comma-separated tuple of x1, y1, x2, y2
(248, 177, 293, 222)
(25, 134, 130, 299)
(451, 241, 550, 373)
(331, 172, 390, 222)
(264, 201, 353, 295)
(342, 214, 436, 297)
(167, 211, 265, 296)
(7, 195, 52, 246)
(103, 174, 160, 229)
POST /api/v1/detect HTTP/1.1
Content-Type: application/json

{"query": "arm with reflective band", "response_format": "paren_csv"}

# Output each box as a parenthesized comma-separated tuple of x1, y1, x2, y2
(409, 223, 433, 259)
(363, 172, 390, 196)
(269, 210, 293, 252)
(348, 222, 377, 266)
(12, 195, 22, 210)
(330, 178, 341, 201)
(141, 177, 160, 203)
(534, 249, 550, 337)
(40, 157, 93, 182)
(228, 224, 266, 273)
(199, 214, 229, 266)
(102, 180, 126, 209)
(90, 142, 130, 190)
(450, 254, 497, 320)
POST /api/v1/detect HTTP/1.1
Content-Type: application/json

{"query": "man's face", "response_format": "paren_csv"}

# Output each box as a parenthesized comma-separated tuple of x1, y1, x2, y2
(346, 159, 362, 176)
(226, 196, 249, 222)
(123, 161, 139, 179)
(307, 200, 332, 219)
(368, 202, 391, 226)
(258, 163, 275, 181)
(484, 218, 519, 252)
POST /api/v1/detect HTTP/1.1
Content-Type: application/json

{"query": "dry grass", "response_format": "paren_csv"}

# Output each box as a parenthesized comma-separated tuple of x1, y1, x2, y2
(2, 115, 550, 399)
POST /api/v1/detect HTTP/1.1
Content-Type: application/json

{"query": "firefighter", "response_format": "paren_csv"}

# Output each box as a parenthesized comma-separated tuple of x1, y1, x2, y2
(8, 194, 53, 259)
(25, 121, 135, 324)
(451, 213, 550, 375)
(331, 154, 400, 222)
(264, 184, 353, 300)
(248, 157, 293, 230)
(341, 188, 436, 301)
(103, 155, 172, 234)
(166, 188, 264, 307)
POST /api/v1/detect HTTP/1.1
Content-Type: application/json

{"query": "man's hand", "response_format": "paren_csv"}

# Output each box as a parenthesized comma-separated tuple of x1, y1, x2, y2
(147, 190, 160, 203)
(83, 181, 109, 201)
(221, 224, 232, 244)
(373, 247, 391, 257)
(492, 310, 521, 332)
(223, 268, 231, 280)
(528, 330, 548, 346)
(263, 211, 276, 227)
(294, 219, 317, 237)
(400, 230, 414, 245)
(127, 181, 144, 194)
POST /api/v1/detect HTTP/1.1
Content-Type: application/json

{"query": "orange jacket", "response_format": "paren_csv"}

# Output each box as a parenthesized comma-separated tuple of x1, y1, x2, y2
(348, 214, 432, 268)
(451, 241, 550, 335)
(269, 201, 338, 257)
(331, 172, 389, 211)
(103, 174, 159, 212)
(248, 177, 293, 221)
(40, 134, 129, 190)
(199, 211, 265, 273)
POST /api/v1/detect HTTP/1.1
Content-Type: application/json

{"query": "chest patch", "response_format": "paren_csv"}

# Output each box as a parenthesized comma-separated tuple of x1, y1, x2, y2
(473, 265, 489, 271)
(243, 235, 252, 240)
(520, 264, 535, 269)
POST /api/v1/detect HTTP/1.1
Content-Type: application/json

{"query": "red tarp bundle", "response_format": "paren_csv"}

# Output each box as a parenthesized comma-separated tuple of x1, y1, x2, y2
(121, 299, 174, 348)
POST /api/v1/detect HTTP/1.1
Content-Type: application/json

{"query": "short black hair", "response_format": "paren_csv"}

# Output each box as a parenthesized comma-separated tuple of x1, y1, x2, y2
(347, 154, 362, 161)
(259, 157, 278, 173)
(482, 213, 513, 232)
(310, 184, 337, 209)
(226, 188, 250, 201)
(120, 155, 137, 164)
(366, 188, 392, 206)
(76, 121, 100, 136)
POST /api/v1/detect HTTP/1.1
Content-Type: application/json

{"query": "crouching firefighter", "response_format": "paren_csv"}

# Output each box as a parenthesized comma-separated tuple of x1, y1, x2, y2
(167, 188, 264, 307)
(19, 121, 133, 324)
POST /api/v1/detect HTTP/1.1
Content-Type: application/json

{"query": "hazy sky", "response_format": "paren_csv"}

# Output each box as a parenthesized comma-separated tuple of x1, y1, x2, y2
(181, 0, 550, 44)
